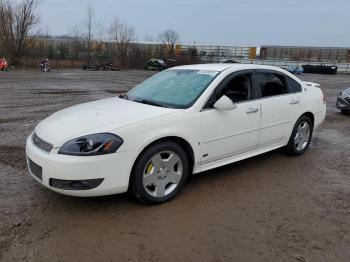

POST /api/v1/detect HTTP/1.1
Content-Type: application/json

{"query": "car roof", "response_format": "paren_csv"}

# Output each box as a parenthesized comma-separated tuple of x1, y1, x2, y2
(170, 63, 287, 73)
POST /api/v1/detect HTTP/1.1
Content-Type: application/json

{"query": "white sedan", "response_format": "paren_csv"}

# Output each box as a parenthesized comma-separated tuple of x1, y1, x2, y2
(26, 64, 326, 203)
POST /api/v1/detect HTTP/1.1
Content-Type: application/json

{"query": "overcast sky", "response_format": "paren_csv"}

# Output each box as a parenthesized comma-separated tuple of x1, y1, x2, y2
(38, 0, 350, 47)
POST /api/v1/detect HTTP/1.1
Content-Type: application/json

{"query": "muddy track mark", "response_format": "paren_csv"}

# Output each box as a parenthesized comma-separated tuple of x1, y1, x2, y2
(31, 90, 91, 95)
(0, 145, 26, 170)
(0, 117, 27, 124)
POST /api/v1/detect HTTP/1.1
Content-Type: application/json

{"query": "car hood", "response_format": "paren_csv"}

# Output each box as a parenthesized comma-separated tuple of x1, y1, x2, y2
(35, 97, 179, 147)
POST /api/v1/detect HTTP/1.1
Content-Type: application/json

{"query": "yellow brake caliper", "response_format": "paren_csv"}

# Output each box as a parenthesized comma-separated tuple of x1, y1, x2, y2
(146, 162, 153, 174)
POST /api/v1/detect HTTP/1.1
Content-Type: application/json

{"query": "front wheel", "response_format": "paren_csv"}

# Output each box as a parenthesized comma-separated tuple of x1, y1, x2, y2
(284, 116, 313, 156)
(131, 141, 189, 204)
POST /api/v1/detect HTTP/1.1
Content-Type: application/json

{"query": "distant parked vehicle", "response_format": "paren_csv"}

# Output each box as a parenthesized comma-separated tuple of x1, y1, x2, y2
(336, 87, 350, 114)
(40, 58, 50, 72)
(145, 59, 167, 71)
(101, 63, 120, 71)
(166, 59, 177, 68)
(82, 63, 120, 71)
(284, 66, 303, 75)
(0, 57, 8, 71)
(302, 64, 337, 75)
(82, 63, 100, 71)
(222, 59, 239, 64)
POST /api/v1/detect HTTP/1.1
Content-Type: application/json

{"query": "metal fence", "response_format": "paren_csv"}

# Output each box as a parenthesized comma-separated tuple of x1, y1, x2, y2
(3, 37, 350, 72)
(180, 45, 254, 59)
(200, 56, 350, 73)
(260, 46, 350, 63)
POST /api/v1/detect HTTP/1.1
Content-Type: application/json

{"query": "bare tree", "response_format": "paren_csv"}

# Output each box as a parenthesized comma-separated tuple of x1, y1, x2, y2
(31, 26, 50, 59)
(0, 26, 4, 54)
(144, 34, 154, 43)
(83, 3, 94, 50)
(68, 25, 84, 60)
(188, 45, 199, 64)
(143, 35, 156, 59)
(95, 22, 106, 42)
(0, 0, 39, 65)
(109, 18, 135, 66)
(159, 29, 179, 57)
(69, 25, 82, 40)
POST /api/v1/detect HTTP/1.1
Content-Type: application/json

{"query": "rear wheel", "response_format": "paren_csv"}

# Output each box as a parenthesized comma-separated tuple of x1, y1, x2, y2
(284, 115, 313, 156)
(131, 141, 189, 204)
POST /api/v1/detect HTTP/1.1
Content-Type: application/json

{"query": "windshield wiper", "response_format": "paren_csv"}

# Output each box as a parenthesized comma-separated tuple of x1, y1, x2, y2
(121, 95, 173, 108)
(119, 94, 129, 100)
(137, 99, 167, 108)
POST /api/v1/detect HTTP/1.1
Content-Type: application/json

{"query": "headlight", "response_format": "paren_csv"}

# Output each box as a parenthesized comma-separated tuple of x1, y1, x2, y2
(58, 133, 123, 156)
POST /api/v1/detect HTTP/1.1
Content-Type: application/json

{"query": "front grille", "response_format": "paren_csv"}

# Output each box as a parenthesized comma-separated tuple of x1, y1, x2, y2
(28, 158, 42, 180)
(32, 133, 53, 153)
(345, 97, 350, 104)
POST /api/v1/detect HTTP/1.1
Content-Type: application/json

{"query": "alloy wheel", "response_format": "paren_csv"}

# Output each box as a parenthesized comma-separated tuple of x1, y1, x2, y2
(142, 151, 183, 198)
(294, 121, 311, 152)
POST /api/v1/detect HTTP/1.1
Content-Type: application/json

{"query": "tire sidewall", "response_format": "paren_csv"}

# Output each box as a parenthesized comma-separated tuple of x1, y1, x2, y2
(287, 116, 313, 155)
(131, 141, 189, 204)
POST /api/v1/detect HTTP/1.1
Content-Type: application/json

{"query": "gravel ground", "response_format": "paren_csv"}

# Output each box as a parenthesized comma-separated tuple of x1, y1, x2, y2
(0, 69, 349, 262)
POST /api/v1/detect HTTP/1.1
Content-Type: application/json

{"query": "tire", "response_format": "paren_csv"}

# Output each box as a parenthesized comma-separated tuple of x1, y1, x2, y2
(341, 109, 349, 114)
(284, 115, 313, 156)
(131, 141, 189, 204)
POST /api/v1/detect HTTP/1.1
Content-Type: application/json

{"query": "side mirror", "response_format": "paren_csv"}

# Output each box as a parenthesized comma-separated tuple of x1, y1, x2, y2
(213, 95, 237, 110)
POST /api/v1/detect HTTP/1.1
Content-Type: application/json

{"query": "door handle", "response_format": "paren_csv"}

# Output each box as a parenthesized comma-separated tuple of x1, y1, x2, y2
(290, 99, 299, 105)
(246, 107, 259, 114)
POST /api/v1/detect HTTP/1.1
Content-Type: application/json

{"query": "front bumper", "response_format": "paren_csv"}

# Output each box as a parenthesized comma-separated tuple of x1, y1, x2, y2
(25, 134, 133, 197)
(336, 96, 350, 110)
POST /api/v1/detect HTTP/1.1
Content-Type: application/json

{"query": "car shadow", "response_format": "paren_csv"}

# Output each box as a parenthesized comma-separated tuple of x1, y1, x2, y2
(39, 148, 288, 209)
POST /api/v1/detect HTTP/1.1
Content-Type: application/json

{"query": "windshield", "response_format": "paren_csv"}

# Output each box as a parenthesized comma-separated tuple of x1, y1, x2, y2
(126, 69, 220, 109)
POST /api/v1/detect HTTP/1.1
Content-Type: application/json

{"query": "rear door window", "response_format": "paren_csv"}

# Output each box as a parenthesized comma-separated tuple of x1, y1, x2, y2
(256, 73, 287, 98)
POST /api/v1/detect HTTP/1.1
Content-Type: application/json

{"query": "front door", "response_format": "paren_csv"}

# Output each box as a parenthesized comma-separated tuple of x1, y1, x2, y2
(200, 71, 261, 164)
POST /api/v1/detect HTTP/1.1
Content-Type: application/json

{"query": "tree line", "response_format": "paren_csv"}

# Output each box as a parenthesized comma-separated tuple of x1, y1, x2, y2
(0, 0, 197, 68)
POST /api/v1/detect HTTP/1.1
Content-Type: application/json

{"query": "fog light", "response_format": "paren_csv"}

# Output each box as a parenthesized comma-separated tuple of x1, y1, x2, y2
(49, 178, 104, 190)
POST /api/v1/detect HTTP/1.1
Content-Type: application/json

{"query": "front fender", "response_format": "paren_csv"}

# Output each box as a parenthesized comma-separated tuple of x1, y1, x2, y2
(114, 112, 202, 174)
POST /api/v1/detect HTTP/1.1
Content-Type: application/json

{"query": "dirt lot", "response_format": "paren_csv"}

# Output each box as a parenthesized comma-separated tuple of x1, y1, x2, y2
(0, 69, 349, 262)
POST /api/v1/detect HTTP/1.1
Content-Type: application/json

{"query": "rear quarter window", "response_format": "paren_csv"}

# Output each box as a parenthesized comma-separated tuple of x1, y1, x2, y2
(287, 77, 302, 93)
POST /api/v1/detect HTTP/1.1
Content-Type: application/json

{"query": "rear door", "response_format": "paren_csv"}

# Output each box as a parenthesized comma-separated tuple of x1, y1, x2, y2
(255, 70, 302, 148)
